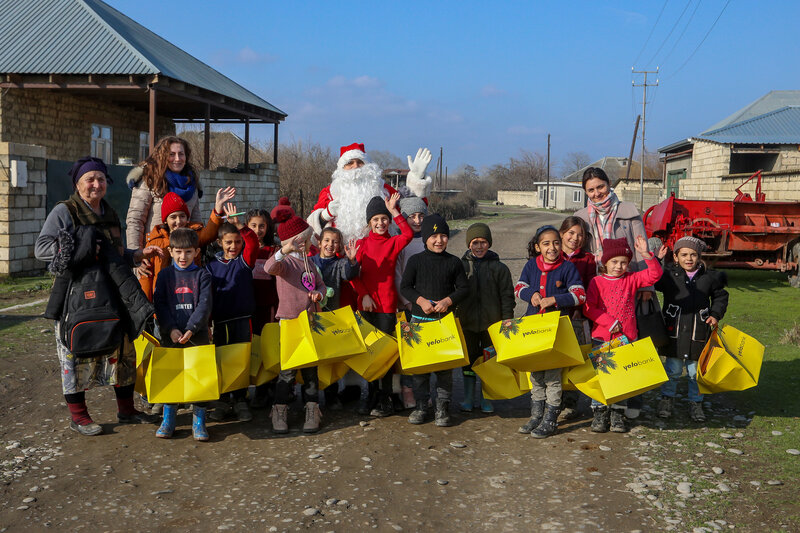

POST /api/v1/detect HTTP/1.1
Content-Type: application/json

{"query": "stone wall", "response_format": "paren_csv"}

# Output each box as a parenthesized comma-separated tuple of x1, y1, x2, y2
(0, 89, 173, 163)
(614, 180, 665, 210)
(197, 165, 281, 216)
(497, 190, 538, 208)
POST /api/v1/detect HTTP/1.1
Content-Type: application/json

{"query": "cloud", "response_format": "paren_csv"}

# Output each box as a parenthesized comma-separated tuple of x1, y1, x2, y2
(210, 46, 278, 67)
(481, 84, 506, 97)
(507, 125, 545, 136)
(297, 75, 423, 119)
(604, 7, 647, 26)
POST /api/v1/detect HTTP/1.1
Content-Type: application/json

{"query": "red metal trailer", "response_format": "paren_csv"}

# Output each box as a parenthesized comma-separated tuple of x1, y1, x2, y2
(643, 171, 800, 284)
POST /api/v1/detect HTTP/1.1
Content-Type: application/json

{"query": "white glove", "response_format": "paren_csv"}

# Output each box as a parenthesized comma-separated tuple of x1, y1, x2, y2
(323, 198, 340, 221)
(406, 148, 432, 179)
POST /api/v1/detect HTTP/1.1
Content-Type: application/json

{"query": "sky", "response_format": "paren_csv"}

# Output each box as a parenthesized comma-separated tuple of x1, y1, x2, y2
(108, 0, 800, 174)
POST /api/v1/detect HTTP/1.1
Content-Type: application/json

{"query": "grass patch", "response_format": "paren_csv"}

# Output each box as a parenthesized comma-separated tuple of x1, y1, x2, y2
(0, 275, 53, 305)
(449, 207, 527, 230)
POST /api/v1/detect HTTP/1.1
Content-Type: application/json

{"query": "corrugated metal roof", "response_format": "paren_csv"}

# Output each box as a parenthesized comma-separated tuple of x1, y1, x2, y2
(702, 91, 800, 134)
(696, 106, 800, 145)
(0, 0, 285, 117)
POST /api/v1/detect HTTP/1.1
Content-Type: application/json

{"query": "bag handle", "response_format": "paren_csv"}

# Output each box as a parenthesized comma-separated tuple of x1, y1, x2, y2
(713, 325, 757, 384)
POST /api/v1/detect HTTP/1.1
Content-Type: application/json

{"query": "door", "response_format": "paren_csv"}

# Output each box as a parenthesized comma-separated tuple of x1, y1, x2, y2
(667, 169, 685, 197)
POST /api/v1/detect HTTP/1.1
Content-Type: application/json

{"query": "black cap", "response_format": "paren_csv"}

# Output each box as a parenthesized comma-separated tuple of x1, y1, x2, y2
(366, 196, 391, 223)
(421, 214, 449, 245)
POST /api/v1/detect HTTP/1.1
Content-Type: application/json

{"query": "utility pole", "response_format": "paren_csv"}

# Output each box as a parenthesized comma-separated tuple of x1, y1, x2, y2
(632, 67, 658, 211)
(545, 133, 551, 208)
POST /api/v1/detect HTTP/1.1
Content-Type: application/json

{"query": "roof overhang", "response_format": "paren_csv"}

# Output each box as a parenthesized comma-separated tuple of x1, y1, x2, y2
(657, 138, 694, 154)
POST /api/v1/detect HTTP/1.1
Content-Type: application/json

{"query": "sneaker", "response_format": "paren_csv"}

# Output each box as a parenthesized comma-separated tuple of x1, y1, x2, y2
(69, 420, 102, 436)
(590, 407, 610, 433)
(234, 401, 253, 422)
(209, 401, 232, 422)
(401, 386, 416, 410)
(657, 396, 674, 419)
(408, 407, 430, 425)
(270, 404, 289, 434)
(370, 396, 394, 417)
(689, 401, 706, 422)
(303, 402, 322, 433)
(149, 403, 163, 416)
(610, 409, 628, 433)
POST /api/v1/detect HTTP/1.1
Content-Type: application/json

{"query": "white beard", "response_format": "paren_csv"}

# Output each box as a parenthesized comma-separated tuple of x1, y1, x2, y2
(329, 162, 385, 241)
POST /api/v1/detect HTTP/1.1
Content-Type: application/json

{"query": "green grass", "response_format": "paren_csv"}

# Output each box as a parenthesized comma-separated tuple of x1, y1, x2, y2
(0, 275, 53, 299)
(448, 206, 527, 230)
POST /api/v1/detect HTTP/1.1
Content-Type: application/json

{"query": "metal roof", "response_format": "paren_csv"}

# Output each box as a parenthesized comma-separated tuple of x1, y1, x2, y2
(0, 0, 285, 117)
(696, 106, 800, 145)
(702, 90, 800, 134)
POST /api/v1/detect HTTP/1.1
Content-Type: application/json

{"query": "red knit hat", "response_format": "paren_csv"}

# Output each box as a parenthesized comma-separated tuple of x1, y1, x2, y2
(272, 201, 311, 243)
(161, 192, 189, 223)
(600, 238, 633, 265)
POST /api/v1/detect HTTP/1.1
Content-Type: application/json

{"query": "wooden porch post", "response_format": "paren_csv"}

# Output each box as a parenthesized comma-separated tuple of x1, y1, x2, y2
(148, 87, 156, 153)
(273, 123, 278, 165)
(204, 104, 210, 170)
(244, 117, 250, 172)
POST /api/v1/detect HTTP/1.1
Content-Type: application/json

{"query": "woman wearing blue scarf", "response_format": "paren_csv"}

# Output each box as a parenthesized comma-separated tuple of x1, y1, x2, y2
(125, 136, 203, 250)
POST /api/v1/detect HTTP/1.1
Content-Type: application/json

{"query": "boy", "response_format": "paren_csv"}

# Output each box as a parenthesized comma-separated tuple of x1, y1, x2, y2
(205, 203, 259, 422)
(153, 228, 213, 440)
(400, 214, 469, 427)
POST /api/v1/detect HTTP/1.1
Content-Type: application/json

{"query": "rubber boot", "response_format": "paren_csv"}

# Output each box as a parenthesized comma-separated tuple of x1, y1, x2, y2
(460, 375, 476, 412)
(531, 404, 560, 438)
(434, 399, 452, 427)
(478, 384, 494, 414)
(192, 405, 209, 441)
(155, 404, 177, 439)
(518, 399, 545, 434)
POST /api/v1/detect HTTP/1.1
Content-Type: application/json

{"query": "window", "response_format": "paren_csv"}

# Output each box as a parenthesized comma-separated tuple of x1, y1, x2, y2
(91, 124, 112, 163)
(729, 152, 778, 174)
(549, 188, 555, 201)
(538, 189, 545, 203)
(572, 190, 582, 203)
(139, 132, 149, 161)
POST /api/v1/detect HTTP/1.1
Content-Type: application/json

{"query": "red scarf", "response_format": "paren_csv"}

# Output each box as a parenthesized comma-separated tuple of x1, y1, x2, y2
(536, 254, 564, 272)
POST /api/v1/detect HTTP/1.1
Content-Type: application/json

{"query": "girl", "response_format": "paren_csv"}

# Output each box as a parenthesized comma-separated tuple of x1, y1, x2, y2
(583, 236, 665, 433)
(515, 225, 586, 438)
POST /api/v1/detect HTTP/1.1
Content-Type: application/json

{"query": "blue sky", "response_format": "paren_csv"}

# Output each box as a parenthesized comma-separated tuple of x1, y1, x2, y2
(109, 0, 800, 173)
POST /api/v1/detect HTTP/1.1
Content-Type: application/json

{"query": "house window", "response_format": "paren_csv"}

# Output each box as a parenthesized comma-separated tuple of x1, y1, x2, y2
(139, 132, 149, 161)
(572, 190, 582, 203)
(549, 188, 555, 201)
(91, 124, 112, 163)
(538, 189, 545, 203)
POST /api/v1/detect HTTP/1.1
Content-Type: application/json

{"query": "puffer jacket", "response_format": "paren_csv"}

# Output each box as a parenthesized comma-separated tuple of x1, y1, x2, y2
(457, 250, 515, 332)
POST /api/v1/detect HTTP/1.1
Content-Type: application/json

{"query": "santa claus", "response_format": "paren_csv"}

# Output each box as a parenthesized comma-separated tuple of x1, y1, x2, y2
(307, 143, 432, 241)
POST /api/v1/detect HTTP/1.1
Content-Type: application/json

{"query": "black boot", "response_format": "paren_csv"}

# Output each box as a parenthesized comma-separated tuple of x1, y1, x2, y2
(518, 399, 545, 434)
(531, 404, 560, 438)
(610, 407, 628, 433)
(591, 406, 610, 433)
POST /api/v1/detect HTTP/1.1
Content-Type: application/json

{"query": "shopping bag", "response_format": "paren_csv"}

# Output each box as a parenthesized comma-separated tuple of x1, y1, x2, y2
(396, 313, 470, 375)
(249, 335, 273, 386)
(696, 325, 764, 394)
(472, 350, 529, 400)
(134, 331, 159, 396)
(216, 343, 251, 393)
(280, 307, 367, 370)
(145, 344, 220, 403)
(489, 313, 584, 372)
(317, 362, 350, 389)
(260, 323, 281, 377)
(562, 344, 592, 392)
(346, 313, 400, 381)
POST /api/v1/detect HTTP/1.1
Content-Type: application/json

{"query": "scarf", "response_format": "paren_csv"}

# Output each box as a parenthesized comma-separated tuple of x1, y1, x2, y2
(165, 170, 196, 202)
(587, 190, 620, 259)
(536, 254, 564, 272)
(61, 191, 124, 254)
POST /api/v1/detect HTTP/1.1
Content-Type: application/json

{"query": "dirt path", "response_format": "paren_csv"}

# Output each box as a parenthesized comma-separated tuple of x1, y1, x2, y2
(0, 207, 663, 532)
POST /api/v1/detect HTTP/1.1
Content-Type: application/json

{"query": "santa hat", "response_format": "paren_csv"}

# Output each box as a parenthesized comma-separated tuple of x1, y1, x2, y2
(600, 238, 633, 266)
(272, 200, 312, 245)
(337, 142, 368, 170)
(161, 192, 189, 223)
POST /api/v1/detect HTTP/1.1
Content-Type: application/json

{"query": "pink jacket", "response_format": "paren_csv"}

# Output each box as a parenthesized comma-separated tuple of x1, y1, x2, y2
(583, 257, 662, 342)
(264, 252, 327, 320)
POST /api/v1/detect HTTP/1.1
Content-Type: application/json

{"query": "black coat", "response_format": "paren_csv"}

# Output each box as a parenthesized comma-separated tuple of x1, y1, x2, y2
(456, 250, 515, 332)
(654, 263, 728, 360)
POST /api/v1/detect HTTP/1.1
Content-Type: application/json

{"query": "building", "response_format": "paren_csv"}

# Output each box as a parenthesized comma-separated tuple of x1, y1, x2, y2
(659, 91, 800, 202)
(563, 156, 663, 209)
(0, 0, 287, 275)
(497, 182, 584, 211)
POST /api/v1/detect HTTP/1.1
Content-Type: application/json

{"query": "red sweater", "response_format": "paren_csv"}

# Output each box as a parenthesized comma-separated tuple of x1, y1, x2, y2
(583, 256, 662, 342)
(563, 249, 596, 289)
(352, 214, 413, 313)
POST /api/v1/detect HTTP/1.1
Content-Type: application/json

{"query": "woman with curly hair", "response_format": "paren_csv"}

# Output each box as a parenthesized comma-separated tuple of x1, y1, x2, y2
(126, 136, 203, 250)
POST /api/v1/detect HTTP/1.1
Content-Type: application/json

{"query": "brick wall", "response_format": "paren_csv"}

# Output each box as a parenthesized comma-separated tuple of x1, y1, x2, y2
(0, 89, 173, 163)
(197, 165, 280, 215)
(614, 180, 664, 210)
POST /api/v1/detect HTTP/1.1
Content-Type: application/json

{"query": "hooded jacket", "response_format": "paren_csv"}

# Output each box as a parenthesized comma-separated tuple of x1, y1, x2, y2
(456, 250, 515, 332)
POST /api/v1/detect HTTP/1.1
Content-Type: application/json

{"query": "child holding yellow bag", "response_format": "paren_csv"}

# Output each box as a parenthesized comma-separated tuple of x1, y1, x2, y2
(654, 236, 728, 422)
(514, 225, 586, 438)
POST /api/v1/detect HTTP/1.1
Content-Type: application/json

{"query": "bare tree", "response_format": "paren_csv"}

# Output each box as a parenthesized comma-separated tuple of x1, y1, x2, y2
(179, 128, 269, 170)
(369, 150, 405, 170)
(272, 140, 336, 218)
(560, 150, 592, 178)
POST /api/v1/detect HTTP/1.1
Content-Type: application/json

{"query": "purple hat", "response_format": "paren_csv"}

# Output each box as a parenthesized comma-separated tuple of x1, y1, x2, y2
(68, 156, 110, 187)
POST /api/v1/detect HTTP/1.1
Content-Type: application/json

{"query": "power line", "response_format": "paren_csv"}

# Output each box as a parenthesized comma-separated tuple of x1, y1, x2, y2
(632, 69, 659, 210)
(664, 0, 732, 80)
(660, 0, 702, 67)
(632, 0, 669, 67)
(646, 0, 693, 67)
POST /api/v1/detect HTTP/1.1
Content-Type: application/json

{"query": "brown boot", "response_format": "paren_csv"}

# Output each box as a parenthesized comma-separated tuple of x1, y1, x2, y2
(270, 404, 289, 434)
(303, 402, 322, 433)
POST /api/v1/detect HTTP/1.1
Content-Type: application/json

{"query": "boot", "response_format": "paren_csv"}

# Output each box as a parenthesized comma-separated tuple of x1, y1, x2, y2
(558, 391, 580, 421)
(531, 404, 560, 438)
(591, 406, 610, 433)
(657, 396, 674, 419)
(478, 385, 494, 414)
(435, 399, 452, 427)
(460, 375, 475, 412)
(234, 401, 253, 422)
(370, 394, 394, 417)
(518, 400, 545, 434)
(270, 404, 289, 434)
(689, 401, 706, 422)
(610, 407, 628, 433)
(192, 405, 209, 441)
(209, 399, 232, 422)
(303, 402, 322, 433)
(357, 383, 378, 416)
(408, 406, 430, 425)
(155, 404, 177, 439)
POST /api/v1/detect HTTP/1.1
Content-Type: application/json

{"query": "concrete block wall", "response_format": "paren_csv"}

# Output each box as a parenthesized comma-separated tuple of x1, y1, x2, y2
(497, 190, 539, 208)
(197, 165, 281, 216)
(615, 181, 664, 210)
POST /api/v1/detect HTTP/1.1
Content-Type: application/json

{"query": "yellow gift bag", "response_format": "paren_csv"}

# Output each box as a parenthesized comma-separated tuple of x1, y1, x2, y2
(561, 344, 592, 392)
(249, 335, 274, 386)
(217, 343, 251, 393)
(396, 313, 470, 375)
(489, 313, 583, 372)
(346, 313, 400, 381)
(260, 323, 281, 377)
(472, 350, 529, 400)
(145, 344, 220, 403)
(567, 337, 668, 405)
(280, 307, 367, 370)
(317, 362, 350, 389)
(134, 331, 159, 396)
(697, 325, 764, 394)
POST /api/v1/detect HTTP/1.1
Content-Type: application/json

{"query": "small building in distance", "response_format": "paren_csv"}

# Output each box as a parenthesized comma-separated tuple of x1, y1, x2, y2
(563, 156, 663, 209)
(497, 181, 584, 211)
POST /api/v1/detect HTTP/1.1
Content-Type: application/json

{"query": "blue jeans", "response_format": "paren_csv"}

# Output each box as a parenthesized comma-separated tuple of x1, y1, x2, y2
(660, 357, 702, 402)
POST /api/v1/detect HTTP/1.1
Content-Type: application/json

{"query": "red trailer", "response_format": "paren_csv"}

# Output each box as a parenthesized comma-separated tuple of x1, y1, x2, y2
(643, 171, 800, 285)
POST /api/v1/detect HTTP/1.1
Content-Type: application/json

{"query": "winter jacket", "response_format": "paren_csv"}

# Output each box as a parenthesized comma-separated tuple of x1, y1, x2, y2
(654, 263, 729, 361)
(515, 256, 586, 316)
(154, 264, 213, 344)
(576, 202, 649, 274)
(311, 254, 360, 310)
(400, 248, 470, 318)
(457, 250, 515, 332)
(265, 251, 328, 320)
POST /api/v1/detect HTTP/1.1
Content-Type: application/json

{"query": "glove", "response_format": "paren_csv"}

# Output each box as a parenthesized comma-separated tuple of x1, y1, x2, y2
(323, 198, 340, 221)
(406, 148, 432, 180)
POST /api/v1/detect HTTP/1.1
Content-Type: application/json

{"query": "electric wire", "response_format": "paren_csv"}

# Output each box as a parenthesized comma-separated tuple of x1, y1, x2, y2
(664, 0, 732, 80)
(632, 0, 669, 67)
(646, 0, 693, 67)
(659, 0, 702, 67)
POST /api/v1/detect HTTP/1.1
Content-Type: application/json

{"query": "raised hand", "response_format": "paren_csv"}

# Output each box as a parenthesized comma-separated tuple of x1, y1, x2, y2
(657, 244, 669, 260)
(385, 192, 401, 216)
(215, 187, 236, 213)
(345, 238, 359, 263)
(223, 202, 241, 227)
(634, 235, 651, 256)
(407, 147, 432, 176)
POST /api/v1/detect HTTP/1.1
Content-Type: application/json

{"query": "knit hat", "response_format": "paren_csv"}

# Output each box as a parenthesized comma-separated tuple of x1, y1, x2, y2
(399, 195, 428, 218)
(68, 156, 109, 187)
(366, 196, 391, 223)
(421, 214, 449, 244)
(161, 192, 190, 223)
(272, 201, 312, 244)
(270, 196, 292, 221)
(466, 222, 492, 247)
(600, 237, 632, 265)
(674, 236, 706, 254)
(337, 142, 368, 170)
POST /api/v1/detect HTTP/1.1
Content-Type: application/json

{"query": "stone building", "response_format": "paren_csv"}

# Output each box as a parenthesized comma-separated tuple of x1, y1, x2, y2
(0, 0, 286, 275)
(497, 182, 584, 211)
(659, 91, 800, 202)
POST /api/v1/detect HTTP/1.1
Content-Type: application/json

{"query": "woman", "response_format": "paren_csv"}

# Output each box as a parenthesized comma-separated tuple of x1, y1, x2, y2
(35, 157, 162, 436)
(126, 136, 203, 251)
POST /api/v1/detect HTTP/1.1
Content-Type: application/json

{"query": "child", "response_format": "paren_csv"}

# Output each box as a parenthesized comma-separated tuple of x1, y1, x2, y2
(654, 236, 728, 422)
(153, 228, 213, 441)
(583, 236, 664, 433)
(138, 187, 235, 301)
(514, 225, 586, 438)
(351, 193, 414, 417)
(311, 227, 360, 409)
(400, 214, 469, 427)
(264, 204, 328, 433)
(457, 223, 515, 414)
(205, 204, 259, 423)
